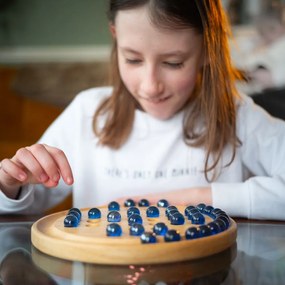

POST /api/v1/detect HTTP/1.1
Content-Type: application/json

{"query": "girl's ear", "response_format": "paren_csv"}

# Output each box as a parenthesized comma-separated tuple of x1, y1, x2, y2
(109, 24, 116, 39)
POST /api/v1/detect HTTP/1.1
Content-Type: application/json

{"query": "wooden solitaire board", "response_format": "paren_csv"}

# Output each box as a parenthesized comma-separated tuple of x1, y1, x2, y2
(31, 205, 237, 265)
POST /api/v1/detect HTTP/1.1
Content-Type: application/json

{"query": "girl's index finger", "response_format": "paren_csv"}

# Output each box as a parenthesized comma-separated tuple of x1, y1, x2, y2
(44, 145, 74, 185)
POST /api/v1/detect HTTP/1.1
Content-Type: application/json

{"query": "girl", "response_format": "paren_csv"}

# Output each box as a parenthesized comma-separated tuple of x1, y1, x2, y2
(1, 0, 285, 220)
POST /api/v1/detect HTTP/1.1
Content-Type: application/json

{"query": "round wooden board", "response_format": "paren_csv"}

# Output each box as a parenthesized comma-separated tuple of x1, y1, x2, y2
(31, 205, 237, 265)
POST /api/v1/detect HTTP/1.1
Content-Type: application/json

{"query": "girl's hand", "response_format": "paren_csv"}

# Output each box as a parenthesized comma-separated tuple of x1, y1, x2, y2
(0, 144, 73, 199)
(116, 187, 212, 206)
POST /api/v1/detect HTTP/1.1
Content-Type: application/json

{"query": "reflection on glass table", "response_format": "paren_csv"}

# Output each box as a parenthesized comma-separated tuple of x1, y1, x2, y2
(0, 221, 285, 284)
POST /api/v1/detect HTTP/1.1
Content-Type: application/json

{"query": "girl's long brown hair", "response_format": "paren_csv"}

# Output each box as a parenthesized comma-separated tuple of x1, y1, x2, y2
(93, 0, 242, 181)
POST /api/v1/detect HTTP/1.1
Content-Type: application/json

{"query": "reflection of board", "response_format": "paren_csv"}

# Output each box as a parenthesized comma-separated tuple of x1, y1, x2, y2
(32, 244, 237, 284)
(31, 204, 237, 265)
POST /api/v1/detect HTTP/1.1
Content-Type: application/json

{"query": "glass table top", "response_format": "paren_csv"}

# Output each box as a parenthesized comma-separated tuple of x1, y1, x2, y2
(0, 219, 285, 285)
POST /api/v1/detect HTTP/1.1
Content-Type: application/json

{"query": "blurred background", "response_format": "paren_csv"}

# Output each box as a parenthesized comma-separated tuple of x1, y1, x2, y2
(1, 0, 285, 161)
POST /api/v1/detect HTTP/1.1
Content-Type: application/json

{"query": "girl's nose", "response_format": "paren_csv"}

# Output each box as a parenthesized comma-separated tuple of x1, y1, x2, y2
(140, 67, 164, 98)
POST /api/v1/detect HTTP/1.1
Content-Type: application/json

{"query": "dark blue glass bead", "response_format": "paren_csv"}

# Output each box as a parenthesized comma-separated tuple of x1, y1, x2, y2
(167, 209, 179, 220)
(88, 207, 101, 219)
(185, 227, 201, 239)
(211, 208, 223, 215)
(214, 219, 227, 231)
(196, 203, 206, 212)
(207, 222, 221, 235)
(165, 205, 178, 217)
(184, 205, 196, 216)
(216, 215, 230, 229)
(107, 210, 121, 222)
(108, 201, 120, 211)
(127, 206, 140, 217)
(124, 199, 136, 207)
(140, 232, 157, 244)
(68, 208, 82, 219)
(130, 223, 145, 236)
(170, 212, 185, 225)
(146, 206, 160, 218)
(157, 199, 169, 208)
(164, 229, 181, 242)
(185, 208, 200, 220)
(199, 225, 212, 237)
(191, 213, 205, 225)
(106, 223, 122, 237)
(203, 205, 214, 215)
(138, 199, 150, 207)
(68, 209, 81, 221)
(153, 222, 168, 236)
(128, 213, 143, 225)
(64, 214, 79, 227)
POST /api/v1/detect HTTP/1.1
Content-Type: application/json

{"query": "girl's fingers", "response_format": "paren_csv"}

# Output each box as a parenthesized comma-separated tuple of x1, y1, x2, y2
(43, 144, 74, 185)
(0, 158, 28, 183)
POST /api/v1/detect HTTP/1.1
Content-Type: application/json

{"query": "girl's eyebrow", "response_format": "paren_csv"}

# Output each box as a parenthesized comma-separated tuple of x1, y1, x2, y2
(120, 47, 189, 57)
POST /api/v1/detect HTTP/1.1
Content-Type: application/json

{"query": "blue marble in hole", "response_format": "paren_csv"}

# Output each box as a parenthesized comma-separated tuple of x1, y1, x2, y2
(64, 214, 79, 227)
(140, 232, 157, 244)
(164, 229, 181, 242)
(127, 206, 140, 217)
(107, 210, 121, 222)
(138, 199, 150, 207)
(191, 212, 205, 225)
(157, 199, 169, 208)
(185, 227, 201, 239)
(214, 219, 227, 231)
(68, 208, 82, 219)
(207, 222, 221, 235)
(106, 223, 122, 237)
(68, 209, 81, 221)
(130, 223, 145, 236)
(198, 225, 212, 237)
(170, 212, 185, 225)
(108, 201, 120, 211)
(124, 199, 136, 207)
(196, 203, 206, 212)
(203, 205, 214, 215)
(165, 205, 178, 217)
(128, 213, 143, 225)
(185, 208, 200, 220)
(184, 205, 196, 216)
(216, 215, 230, 229)
(153, 222, 168, 236)
(146, 206, 160, 218)
(88, 207, 101, 219)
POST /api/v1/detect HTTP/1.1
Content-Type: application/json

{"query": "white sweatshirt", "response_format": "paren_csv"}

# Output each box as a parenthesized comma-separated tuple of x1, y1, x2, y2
(1, 87, 285, 220)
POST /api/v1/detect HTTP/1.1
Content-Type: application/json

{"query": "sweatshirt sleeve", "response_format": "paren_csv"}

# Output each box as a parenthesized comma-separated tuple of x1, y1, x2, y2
(212, 94, 285, 220)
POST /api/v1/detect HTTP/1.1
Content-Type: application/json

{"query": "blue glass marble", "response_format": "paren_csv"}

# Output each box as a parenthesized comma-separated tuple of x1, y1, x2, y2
(153, 222, 168, 236)
(128, 213, 143, 225)
(157, 199, 169, 208)
(203, 205, 214, 215)
(198, 225, 212, 237)
(191, 212, 205, 225)
(207, 222, 221, 235)
(106, 223, 122, 237)
(185, 227, 201, 239)
(146, 206, 160, 218)
(170, 212, 185, 225)
(138, 199, 150, 207)
(167, 209, 179, 220)
(196, 203, 206, 212)
(64, 214, 79, 227)
(140, 232, 157, 244)
(68, 208, 82, 219)
(214, 219, 227, 231)
(216, 215, 230, 229)
(164, 229, 181, 242)
(108, 201, 120, 211)
(107, 210, 121, 222)
(127, 206, 140, 217)
(124, 199, 136, 207)
(68, 209, 81, 221)
(165, 205, 178, 217)
(88, 207, 101, 219)
(211, 208, 224, 216)
(185, 208, 200, 220)
(184, 205, 196, 216)
(130, 223, 145, 236)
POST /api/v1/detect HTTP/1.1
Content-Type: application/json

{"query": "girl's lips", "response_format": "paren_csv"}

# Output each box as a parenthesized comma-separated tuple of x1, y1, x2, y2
(139, 95, 171, 104)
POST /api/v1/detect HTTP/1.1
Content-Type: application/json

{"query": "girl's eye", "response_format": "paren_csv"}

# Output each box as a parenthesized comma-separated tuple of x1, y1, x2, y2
(125, 59, 142, 65)
(164, 62, 184, 69)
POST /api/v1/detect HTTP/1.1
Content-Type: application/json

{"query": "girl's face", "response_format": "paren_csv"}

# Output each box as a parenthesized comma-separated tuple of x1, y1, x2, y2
(113, 6, 204, 120)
